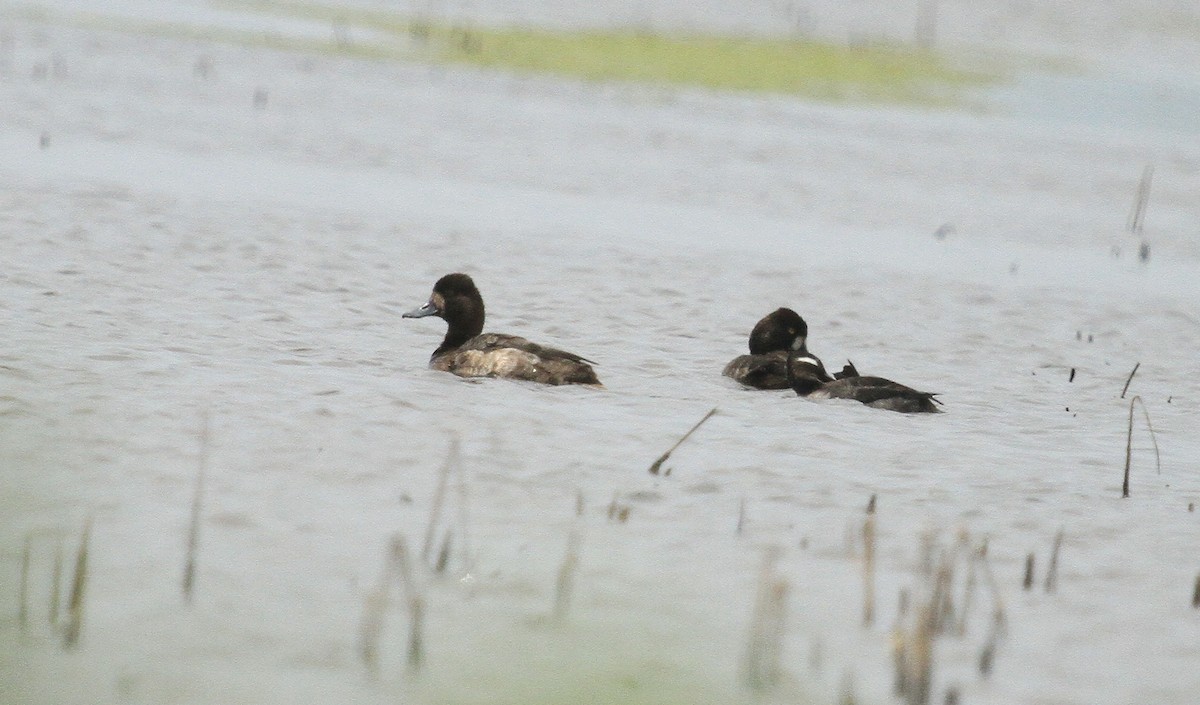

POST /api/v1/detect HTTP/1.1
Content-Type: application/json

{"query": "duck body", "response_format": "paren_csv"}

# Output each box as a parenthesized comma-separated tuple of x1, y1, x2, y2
(404, 273, 600, 386)
(810, 375, 942, 413)
(787, 349, 941, 414)
(724, 308, 833, 390)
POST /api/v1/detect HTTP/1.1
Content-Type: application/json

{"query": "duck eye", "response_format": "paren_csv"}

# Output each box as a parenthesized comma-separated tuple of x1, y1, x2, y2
(788, 328, 796, 335)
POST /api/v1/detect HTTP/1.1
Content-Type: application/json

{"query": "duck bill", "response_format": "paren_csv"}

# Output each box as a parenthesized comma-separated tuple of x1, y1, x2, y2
(402, 301, 439, 319)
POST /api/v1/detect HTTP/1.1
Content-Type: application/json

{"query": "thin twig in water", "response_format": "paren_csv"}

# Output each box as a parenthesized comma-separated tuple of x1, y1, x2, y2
(552, 520, 583, 623)
(63, 517, 92, 649)
(182, 412, 210, 603)
(863, 495, 877, 627)
(392, 537, 424, 672)
(1192, 573, 1200, 609)
(1044, 529, 1063, 594)
(648, 407, 718, 475)
(422, 434, 459, 566)
(1123, 395, 1161, 497)
(434, 532, 453, 574)
(1126, 164, 1153, 234)
(742, 547, 788, 692)
(736, 497, 746, 535)
(1120, 362, 1140, 399)
(49, 537, 63, 627)
(454, 445, 474, 574)
(18, 533, 31, 633)
(358, 533, 426, 676)
(357, 540, 394, 679)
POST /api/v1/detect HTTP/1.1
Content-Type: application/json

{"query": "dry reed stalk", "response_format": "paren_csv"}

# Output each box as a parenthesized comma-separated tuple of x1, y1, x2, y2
(648, 407, 718, 475)
(62, 517, 92, 649)
(863, 495, 877, 627)
(1123, 395, 1161, 497)
(182, 413, 210, 603)
(454, 446, 474, 573)
(357, 534, 429, 676)
(909, 602, 935, 705)
(358, 534, 425, 676)
(974, 541, 1007, 637)
(421, 435, 459, 566)
(433, 532, 453, 575)
(955, 547, 977, 637)
(1022, 553, 1035, 591)
(552, 523, 583, 623)
(357, 543, 392, 679)
(892, 592, 910, 696)
(1120, 362, 1140, 399)
(1044, 530, 1064, 594)
(18, 533, 31, 633)
(390, 535, 424, 672)
(736, 497, 746, 536)
(49, 537, 63, 627)
(1192, 574, 1200, 609)
(932, 553, 957, 634)
(742, 547, 788, 692)
(1126, 164, 1153, 234)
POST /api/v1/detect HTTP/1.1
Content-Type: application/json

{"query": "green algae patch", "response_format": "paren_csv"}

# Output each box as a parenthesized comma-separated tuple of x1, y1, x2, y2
(435, 28, 986, 104)
(230, 0, 997, 105)
(33, 0, 999, 107)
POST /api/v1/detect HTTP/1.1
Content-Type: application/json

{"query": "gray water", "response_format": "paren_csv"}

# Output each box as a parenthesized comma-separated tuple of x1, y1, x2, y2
(2, 2, 1200, 704)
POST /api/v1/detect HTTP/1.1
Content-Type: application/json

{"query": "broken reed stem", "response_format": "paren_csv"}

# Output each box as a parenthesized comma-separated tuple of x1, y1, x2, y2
(1136, 398, 1162, 473)
(930, 554, 955, 635)
(182, 412, 210, 604)
(1126, 164, 1153, 234)
(18, 533, 31, 633)
(391, 535, 424, 672)
(974, 541, 1007, 636)
(648, 407, 718, 475)
(49, 538, 63, 627)
(742, 547, 788, 692)
(1044, 529, 1063, 594)
(955, 550, 977, 637)
(433, 532, 453, 574)
(1192, 573, 1200, 609)
(909, 602, 934, 705)
(1123, 398, 1135, 497)
(357, 544, 393, 678)
(863, 495, 877, 627)
(1120, 362, 1140, 399)
(358, 534, 424, 676)
(736, 497, 746, 535)
(62, 517, 92, 649)
(421, 434, 459, 566)
(552, 523, 583, 623)
(1122, 395, 1161, 497)
(454, 446, 474, 573)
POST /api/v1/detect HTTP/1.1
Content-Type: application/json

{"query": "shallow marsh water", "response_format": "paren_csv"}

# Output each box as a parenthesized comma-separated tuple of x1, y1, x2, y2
(2, 2, 1200, 704)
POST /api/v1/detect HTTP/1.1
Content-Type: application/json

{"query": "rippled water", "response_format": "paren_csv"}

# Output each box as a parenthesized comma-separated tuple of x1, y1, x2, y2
(2, 3, 1200, 704)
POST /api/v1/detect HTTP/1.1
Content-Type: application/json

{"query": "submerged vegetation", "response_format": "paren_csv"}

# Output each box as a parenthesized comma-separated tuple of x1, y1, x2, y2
(47, 0, 999, 106)
(244, 0, 995, 104)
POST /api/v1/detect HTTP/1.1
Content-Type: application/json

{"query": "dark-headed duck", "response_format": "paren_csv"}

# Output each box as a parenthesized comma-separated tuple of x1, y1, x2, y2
(403, 273, 600, 386)
(723, 308, 834, 390)
(786, 344, 941, 414)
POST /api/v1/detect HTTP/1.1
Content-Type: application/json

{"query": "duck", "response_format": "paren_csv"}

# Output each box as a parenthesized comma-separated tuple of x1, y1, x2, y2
(402, 273, 601, 386)
(785, 342, 942, 414)
(723, 308, 835, 390)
